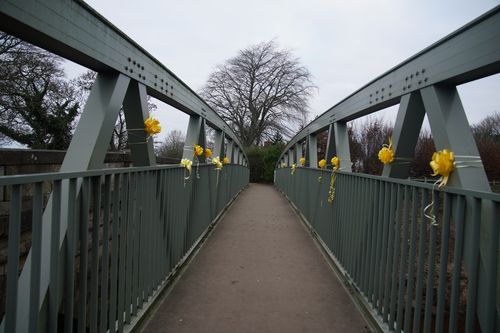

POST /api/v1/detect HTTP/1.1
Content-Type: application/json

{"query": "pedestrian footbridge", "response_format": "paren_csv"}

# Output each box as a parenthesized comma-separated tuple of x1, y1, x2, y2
(0, 1, 499, 332)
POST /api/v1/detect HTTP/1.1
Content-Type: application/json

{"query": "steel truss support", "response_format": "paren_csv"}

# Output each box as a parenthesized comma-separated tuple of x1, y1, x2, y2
(421, 85, 489, 190)
(123, 81, 156, 166)
(2, 72, 161, 333)
(295, 142, 303, 164)
(333, 122, 352, 172)
(213, 130, 225, 159)
(306, 134, 318, 168)
(226, 140, 234, 163)
(385, 85, 496, 331)
(183, 115, 206, 162)
(324, 124, 336, 169)
(382, 92, 426, 178)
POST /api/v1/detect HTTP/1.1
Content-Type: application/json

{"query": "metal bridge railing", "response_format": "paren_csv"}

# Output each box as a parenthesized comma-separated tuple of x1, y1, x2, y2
(275, 167, 499, 332)
(0, 164, 249, 333)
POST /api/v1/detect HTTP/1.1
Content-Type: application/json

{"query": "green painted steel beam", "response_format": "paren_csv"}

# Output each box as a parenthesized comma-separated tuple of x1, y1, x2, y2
(0, 0, 247, 160)
(279, 5, 500, 161)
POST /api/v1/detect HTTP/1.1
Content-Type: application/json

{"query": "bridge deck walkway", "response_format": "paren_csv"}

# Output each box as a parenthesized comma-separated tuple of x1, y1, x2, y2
(141, 183, 369, 333)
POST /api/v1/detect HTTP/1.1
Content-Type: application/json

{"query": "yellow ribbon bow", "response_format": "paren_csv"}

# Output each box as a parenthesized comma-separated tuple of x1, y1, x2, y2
(144, 117, 161, 136)
(430, 149, 455, 188)
(378, 137, 394, 165)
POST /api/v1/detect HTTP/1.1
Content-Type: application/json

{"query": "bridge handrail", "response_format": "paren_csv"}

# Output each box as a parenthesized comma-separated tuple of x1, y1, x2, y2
(275, 167, 499, 332)
(0, 163, 242, 186)
(0, 163, 249, 332)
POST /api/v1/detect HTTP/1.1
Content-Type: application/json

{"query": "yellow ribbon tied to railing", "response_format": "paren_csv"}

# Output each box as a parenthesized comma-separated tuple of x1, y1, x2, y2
(424, 149, 456, 226)
(430, 149, 455, 188)
(291, 163, 297, 175)
(129, 116, 161, 143)
(223, 156, 230, 164)
(299, 157, 306, 166)
(328, 156, 340, 204)
(180, 158, 193, 187)
(205, 148, 213, 160)
(378, 137, 394, 165)
(144, 116, 161, 137)
(193, 144, 204, 179)
(318, 159, 326, 182)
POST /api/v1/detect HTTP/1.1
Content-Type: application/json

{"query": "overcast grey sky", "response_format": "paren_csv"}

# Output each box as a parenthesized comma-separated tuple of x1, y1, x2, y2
(66, 0, 500, 142)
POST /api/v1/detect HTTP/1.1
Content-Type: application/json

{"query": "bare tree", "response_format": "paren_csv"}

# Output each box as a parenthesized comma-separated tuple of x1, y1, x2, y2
(472, 111, 500, 141)
(472, 112, 500, 182)
(156, 129, 185, 161)
(0, 32, 80, 149)
(201, 41, 314, 147)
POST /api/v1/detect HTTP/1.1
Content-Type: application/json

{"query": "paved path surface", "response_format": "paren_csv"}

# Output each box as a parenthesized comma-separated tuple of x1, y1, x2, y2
(141, 183, 369, 333)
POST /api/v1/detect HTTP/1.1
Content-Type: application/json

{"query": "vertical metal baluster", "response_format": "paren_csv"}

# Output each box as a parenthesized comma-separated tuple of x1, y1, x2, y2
(413, 189, 429, 333)
(341, 174, 349, 265)
(99, 175, 111, 333)
(135, 172, 143, 312)
(49, 180, 62, 333)
(134, 172, 144, 312)
(64, 178, 77, 333)
(331, 174, 339, 256)
(125, 173, 136, 323)
(29, 182, 43, 332)
(383, 184, 397, 322)
(356, 177, 366, 283)
(169, 169, 176, 272)
(378, 182, 391, 316)
(484, 200, 499, 333)
(146, 171, 154, 299)
(404, 187, 419, 332)
(350, 176, 360, 277)
(373, 181, 385, 308)
(367, 180, 380, 303)
(465, 198, 481, 333)
(108, 173, 121, 333)
(449, 195, 465, 333)
(117, 173, 129, 332)
(361, 179, 374, 294)
(144, 171, 150, 300)
(389, 185, 403, 329)
(90, 176, 102, 333)
(166, 169, 172, 275)
(78, 177, 91, 333)
(423, 189, 438, 333)
(396, 185, 410, 332)
(156, 170, 165, 285)
(435, 192, 452, 332)
(5, 184, 22, 333)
